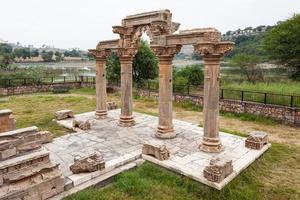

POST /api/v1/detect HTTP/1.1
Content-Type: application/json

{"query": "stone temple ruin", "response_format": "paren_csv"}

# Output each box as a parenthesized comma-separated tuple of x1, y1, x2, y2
(0, 10, 270, 199)
(89, 9, 234, 152)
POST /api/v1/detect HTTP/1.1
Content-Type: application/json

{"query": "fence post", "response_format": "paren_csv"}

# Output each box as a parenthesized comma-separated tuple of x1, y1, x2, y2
(221, 89, 224, 99)
(23, 78, 26, 85)
(147, 80, 150, 97)
(9, 79, 11, 87)
(63, 76, 66, 83)
(291, 96, 294, 107)
(241, 91, 244, 101)
(264, 93, 267, 104)
(51, 77, 54, 83)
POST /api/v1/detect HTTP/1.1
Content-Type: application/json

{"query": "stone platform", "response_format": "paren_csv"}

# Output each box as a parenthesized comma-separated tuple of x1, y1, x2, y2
(45, 109, 270, 197)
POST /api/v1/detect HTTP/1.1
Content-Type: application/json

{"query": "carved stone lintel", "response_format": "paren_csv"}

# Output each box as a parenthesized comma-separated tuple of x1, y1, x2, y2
(193, 42, 234, 57)
(203, 157, 233, 183)
(115, 48, 138, 58)
(70, 152, 105, 174)
(88, 49, 112, 59)
(245, 131, 269, 150)
(142, 142, 170, 161)
(151, 45, 182, 57)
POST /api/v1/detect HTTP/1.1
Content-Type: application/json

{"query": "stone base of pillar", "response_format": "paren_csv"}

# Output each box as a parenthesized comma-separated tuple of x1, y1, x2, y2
(155, 125, 176, 139)
(118, 115, 135, 127)
(199, 137, 224, 153)
(95, 110, 107, 119)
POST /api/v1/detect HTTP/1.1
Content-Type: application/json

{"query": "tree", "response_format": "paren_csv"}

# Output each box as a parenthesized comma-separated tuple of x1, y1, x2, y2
(230, 54, 264, 84)
(31, 49, 39, 57)
(133, 40, 158, 84)
(54, 51, 63, 62)
(41, 51, 54, 62)
(106, 53, 120, 85)
(264, 14, 300, 80)
(173, 65, 204, 93)
(0, 43, 14, 69)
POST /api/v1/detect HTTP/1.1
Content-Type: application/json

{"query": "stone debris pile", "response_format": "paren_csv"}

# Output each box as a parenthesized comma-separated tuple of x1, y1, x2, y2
(203, 157, 233, 183)
(70, 152, 105, 174)
(142, 141, 170, 161)
(245, 131, 269, 150)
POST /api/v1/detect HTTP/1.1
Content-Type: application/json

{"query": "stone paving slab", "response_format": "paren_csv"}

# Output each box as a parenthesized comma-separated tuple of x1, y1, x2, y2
(45, 109, 270, 193)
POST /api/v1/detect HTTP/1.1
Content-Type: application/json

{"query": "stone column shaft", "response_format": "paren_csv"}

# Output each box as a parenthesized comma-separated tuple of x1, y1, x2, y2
(119, 56, 135, 127)
(95, 59, 107, 119)
(199, 56, 223, 152)
(156, 56, 176, 139)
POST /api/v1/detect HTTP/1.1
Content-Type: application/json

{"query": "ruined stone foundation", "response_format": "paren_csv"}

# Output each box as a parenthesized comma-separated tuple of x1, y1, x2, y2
(0, 126, 64, 200)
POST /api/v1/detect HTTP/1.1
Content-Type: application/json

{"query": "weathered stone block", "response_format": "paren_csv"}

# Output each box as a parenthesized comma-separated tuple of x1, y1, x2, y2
(142, 142, 170, 161)
(0, 140, 17, 160)
(0, 109, 16, 133)
(70, 152, 105, 174)
(0, 150, 65, 200)
(107, 101, 118, 110)
(72, 119, 91, 130)
(203, 157, 233, 183)
(55, 109, 74, 120)
(245, 131, 269, 150)
(38, 131, 54, 143)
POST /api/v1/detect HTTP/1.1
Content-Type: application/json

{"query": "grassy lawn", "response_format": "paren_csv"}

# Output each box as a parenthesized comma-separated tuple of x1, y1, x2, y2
(64, 143, 300, 200)
(0, 89, 299, 199)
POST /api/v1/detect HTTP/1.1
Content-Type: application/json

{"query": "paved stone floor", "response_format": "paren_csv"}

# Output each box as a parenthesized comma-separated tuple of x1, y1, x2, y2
(44, 109, 270, 192)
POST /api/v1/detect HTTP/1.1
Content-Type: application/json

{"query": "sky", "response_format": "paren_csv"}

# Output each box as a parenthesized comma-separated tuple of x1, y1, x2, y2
(0, 0, 299, 50)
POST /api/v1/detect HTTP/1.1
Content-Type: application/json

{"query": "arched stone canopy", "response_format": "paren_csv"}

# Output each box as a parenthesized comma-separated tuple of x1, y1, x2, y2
(89, 9, 234, 152)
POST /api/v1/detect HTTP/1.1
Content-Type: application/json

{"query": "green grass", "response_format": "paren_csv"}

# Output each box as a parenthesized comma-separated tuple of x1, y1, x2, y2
(220, 111, 277, 126)
(0, 94, 96, 137)
(64, 143, 300, 200)
(221, 81, 300, 95)
(70, 87, 96, 95)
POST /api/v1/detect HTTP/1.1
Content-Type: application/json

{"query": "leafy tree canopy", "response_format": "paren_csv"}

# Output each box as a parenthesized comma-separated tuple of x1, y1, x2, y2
(264, 14, 300, 79)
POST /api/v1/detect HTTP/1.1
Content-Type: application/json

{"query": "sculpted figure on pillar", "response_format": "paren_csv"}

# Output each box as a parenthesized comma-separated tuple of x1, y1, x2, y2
(194, 41, 234, 152)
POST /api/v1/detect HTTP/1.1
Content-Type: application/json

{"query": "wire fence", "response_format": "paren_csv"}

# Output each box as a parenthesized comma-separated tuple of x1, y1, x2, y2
(0, 76, 95, 88)
(0, 77, 299, 108)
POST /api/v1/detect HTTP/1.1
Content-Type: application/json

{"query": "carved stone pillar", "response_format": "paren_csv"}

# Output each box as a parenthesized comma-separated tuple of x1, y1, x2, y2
(119, 56, 135, 127)
(194, 42, 234, 152)
(152, 45, 182, 139)
(95, 58, 107, 119)
(156, 55, 175, 138)
(88, 49, 111, 119)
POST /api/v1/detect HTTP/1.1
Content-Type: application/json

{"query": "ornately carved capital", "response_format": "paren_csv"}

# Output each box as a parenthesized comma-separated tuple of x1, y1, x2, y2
(193, 42, 234, 57)
(115, 47, 138, 58)
(88, 49, 112, 59)
(151, 45, 182, 57)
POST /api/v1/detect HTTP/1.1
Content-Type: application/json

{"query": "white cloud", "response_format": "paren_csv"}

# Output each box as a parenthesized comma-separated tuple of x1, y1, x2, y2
(0, 0, 299, 49)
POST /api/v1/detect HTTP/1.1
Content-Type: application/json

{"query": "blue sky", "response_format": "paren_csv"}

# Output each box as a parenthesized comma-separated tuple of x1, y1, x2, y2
(1, 0, 299, 50)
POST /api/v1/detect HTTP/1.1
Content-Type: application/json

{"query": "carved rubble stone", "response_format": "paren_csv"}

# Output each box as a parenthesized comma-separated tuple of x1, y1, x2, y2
(107, 101, 118, 110)
(72, 119, 91, 130)
(245, 131, 269, 150)
(55, 109, 74, 120)
(203, 157, 233, 183)
(0, 126, 53, 160)
(0, 150, 64, 200)
(70, 152, 105, 174)
(0, 125, 64, 200)
(0, 109, 16, 133)
(142, 142, 170, 161)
